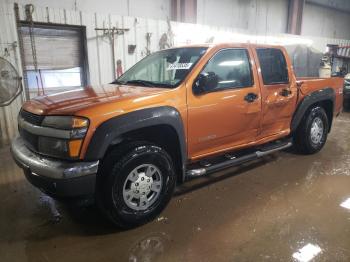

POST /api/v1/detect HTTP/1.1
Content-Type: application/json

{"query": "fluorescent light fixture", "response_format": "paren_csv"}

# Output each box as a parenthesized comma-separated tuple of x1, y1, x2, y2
(292, 243, 322, 262)
(340, 198, 350, 209)
(218, 60, 244, 66)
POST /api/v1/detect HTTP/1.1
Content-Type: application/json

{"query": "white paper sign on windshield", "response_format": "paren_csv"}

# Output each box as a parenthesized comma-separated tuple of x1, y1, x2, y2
(167, 63, 193, 70)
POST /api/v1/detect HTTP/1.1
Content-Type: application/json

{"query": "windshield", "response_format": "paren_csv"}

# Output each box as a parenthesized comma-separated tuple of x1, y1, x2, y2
(114, 47, 208, 88)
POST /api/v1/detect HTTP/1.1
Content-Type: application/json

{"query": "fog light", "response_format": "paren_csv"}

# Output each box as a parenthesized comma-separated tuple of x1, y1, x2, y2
(38, 137, 69, 158)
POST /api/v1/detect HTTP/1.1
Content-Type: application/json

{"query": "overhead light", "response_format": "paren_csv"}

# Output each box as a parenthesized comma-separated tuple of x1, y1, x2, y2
(292, 243, 322, 262)
(340, 197, 350, 209)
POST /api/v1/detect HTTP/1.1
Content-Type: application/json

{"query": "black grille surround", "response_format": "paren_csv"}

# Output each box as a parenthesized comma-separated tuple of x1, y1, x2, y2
(20, 110, 44, 126)
(18, 110, 43, 155)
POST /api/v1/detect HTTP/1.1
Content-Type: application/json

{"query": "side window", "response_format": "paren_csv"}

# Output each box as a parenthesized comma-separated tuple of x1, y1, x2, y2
(256, 48, 289, 85)
(201, 49, 253, 91)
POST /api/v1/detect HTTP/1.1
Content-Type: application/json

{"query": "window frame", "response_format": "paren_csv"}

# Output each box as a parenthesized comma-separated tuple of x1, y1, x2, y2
(19, 21, 90, 91)
(256, 48, 289, 86)
(194, 48, 255, 94)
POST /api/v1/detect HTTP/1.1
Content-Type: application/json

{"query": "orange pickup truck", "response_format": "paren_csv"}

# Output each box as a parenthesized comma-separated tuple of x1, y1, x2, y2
(11, 43, 343, 228)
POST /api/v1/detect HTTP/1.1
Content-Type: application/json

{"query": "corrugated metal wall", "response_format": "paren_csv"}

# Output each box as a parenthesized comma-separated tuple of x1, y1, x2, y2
(197, 0, 290, 35)
(0, 3, 25, 145)
(1, 2, 350, 145)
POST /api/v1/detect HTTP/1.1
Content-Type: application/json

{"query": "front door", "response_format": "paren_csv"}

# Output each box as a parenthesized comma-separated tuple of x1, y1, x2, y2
(187, 47, 261, 160)
(252, 47, 298, 139)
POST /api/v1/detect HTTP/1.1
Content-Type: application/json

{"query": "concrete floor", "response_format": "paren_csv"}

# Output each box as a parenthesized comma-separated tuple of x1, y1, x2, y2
(1, 113, 350, 262)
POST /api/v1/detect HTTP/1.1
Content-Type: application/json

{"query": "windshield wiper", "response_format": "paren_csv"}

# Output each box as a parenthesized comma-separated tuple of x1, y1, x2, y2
(127, 80, 173, 88)
(110, 80, 126, 85)
(125, 80, 157, 87)
(111, 79, 172, 88)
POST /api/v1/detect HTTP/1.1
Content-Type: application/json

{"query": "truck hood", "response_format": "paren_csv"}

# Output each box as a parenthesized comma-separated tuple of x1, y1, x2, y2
(22, 84, 170, 115)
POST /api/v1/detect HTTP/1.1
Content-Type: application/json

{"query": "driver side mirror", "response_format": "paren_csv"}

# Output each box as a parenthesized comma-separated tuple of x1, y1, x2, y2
(193, 72, 219, 95)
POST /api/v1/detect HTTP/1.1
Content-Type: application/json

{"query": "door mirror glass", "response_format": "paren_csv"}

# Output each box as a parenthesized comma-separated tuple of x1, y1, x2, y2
(193, 72, 218, 95)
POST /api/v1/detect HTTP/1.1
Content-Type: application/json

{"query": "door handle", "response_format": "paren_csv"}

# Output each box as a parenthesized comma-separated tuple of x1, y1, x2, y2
(244, 93, 258, 103)
(280, 88, 292, 97)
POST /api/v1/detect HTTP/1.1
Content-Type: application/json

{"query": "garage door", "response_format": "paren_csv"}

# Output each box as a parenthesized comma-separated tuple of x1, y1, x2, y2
(20, 24, 88, 97)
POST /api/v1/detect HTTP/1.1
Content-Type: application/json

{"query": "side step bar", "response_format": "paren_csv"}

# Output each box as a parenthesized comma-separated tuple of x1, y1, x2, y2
(186, 141, 292, 178)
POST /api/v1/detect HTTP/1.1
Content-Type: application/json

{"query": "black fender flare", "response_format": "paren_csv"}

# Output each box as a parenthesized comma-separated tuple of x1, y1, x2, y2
(84, 106, 187, 178)
(291, 87, 335, 133)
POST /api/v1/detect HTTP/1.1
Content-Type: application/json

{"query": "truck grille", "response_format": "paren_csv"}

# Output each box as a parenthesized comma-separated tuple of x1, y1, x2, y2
(19, 127, 39, 152)
(18, 110, 43, 153)
(20, 110, 44, 126)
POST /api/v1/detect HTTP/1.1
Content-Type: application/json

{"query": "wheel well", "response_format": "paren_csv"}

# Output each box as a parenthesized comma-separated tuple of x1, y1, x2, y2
(105, 125, 184, 183)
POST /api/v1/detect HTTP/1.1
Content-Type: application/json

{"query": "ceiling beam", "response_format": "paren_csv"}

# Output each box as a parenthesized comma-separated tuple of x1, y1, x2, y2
(287, 0, 305, 35)
(171, 0, 197, 23)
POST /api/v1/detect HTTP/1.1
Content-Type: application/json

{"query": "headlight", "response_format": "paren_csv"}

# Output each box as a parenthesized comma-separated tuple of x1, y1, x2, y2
(40, 116, 89, 159)
(42, 116, 89, 130)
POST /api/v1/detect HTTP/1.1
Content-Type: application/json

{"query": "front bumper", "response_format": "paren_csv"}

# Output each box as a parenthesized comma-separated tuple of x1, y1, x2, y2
(11, 137, 99, 198)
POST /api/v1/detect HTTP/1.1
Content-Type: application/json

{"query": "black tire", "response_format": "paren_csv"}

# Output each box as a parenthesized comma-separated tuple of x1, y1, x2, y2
(96, 142, 176, 228)
(293, 106, 329, 154)
(343, 99, 350, 111)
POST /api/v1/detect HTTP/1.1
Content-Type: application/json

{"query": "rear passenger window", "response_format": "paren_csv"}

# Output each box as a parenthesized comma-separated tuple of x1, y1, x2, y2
(257, 48, 289, 85)
(201, 49, 253, 91)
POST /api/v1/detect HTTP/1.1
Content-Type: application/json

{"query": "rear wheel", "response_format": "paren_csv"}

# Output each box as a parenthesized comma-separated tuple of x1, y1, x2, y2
(343, 97, 350, 110)
(96, 142, 176, 228)
(293, 106, 329, 154)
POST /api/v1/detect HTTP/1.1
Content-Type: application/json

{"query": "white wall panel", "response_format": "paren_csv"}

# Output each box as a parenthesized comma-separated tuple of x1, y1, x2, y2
(197, 0, 289, 35)
(0, 2, 25, 144)
(302, 3, 350, 39)
(5, 0, 171, 21)
(83, 12, 100, 85)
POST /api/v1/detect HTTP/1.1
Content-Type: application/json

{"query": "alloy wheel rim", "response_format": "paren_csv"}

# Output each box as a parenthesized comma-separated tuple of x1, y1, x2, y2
(122, 164, 163, 211)
(310, 117, 324, 144)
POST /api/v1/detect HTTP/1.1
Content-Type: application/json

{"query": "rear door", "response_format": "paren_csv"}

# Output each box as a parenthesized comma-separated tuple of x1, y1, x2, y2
(187, 47, 262, 160)
(253, 47, 298, 139)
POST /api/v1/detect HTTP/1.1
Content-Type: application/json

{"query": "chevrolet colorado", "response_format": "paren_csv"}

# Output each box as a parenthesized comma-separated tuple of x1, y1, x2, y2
(11, 43, 343, 228)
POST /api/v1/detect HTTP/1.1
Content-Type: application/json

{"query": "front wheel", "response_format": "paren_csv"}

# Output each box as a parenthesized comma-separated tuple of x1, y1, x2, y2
(293, 106, 329, 154)
(96, 143, 176, 228)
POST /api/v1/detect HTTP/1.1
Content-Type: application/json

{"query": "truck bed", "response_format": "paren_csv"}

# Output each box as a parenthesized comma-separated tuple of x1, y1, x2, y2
(297, 77, 343, 115)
